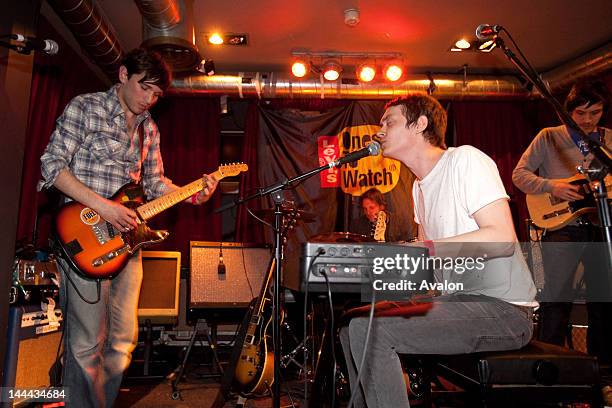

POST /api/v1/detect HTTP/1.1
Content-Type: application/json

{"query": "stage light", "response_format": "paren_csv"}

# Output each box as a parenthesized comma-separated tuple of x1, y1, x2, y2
(357, 63, 376, 82)
(455, 39, 471, 49)
(384, 63, 403, 82)
(478, 39, 497, 52)
(208, 33, 224, 45)
(291, 60, 309, 78)
(322, 60, 342, 81)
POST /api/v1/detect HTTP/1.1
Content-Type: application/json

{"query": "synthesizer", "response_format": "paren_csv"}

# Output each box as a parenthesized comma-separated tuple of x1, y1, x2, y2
(295, 242, 432, 294)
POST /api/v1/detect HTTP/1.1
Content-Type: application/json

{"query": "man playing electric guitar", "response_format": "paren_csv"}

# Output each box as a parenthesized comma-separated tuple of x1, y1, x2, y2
(512, 78, 612, 368)
(37, 48, 218, 408)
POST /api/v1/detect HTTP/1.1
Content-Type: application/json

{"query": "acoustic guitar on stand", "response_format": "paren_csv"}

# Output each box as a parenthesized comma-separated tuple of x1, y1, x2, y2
(54, 163, 248, 279)
(526, 173, 612, 230)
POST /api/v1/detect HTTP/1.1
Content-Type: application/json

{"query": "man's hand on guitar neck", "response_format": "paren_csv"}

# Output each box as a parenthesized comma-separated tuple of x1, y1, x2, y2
(192, 174, 219, 205)
(550, 181, 584, 201)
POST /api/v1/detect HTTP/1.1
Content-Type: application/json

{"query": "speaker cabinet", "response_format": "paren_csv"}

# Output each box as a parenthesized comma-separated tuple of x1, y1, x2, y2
(138, 251, 181, 324)
(2, 305, 63, 407)
(190, 242, 271, 308)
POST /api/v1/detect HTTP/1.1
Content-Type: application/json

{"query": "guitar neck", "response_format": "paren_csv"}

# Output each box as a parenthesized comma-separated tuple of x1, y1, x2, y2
(137, 169, 223, 220)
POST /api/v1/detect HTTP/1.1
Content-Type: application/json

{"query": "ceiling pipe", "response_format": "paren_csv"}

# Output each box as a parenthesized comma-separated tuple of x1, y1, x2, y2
(47, 0, 124, 81)
(168, 73, 531, 99)
(543, 42, 612, 92)
(134, 0, 180, 30)
(135, 0, 201, 72)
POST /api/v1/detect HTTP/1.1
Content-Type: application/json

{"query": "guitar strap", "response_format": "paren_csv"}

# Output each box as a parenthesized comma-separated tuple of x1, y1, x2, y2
(567, 125, 605, 157)
(136, 119, 148, 185)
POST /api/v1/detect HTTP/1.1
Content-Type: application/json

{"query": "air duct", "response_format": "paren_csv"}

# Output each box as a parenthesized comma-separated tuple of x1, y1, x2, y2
(169, 73, 531, 99)
(135, 0, 201, 72)
(543, 42, 612, 92)
(47, 0, 124, 80)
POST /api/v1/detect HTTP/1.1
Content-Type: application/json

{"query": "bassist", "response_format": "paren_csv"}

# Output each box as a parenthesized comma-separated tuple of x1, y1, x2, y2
(37, 48, 218, 408)
(512, 78, 611, 367)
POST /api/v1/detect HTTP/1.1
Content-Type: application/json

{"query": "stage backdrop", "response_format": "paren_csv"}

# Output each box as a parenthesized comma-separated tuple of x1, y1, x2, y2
(251, 100, 418, 279)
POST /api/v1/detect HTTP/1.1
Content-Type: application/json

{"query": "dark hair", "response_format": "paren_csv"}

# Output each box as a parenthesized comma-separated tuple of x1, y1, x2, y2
(360, 188, 386, 207)
(565, 78, 610, 115)
(121, 48, 171, 91)
(385, 93, 447, 148)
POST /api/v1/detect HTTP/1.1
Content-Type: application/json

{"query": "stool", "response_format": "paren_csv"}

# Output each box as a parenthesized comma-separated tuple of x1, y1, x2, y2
(434, 340, 601, 407)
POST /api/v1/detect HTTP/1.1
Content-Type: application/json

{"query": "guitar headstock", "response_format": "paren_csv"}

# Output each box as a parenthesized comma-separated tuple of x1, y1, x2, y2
(217, 163, 249, 178)
(373, 210, 387, 242)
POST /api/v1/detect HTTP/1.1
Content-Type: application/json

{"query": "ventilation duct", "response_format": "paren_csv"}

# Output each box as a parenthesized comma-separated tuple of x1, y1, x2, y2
(135, 0, 201, 72)
(169, 73, 531, 99)
(47, 0, 123, 80)
(543, 42, 612, 92)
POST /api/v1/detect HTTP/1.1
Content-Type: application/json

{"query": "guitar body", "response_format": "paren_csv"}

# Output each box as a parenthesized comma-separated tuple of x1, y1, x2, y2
(234, 325, 274, 395)
(234, 259, 276, 396)
(54, 183, 168, 279)
(53, 163, 248, 279)
(527, 174, 612, 230)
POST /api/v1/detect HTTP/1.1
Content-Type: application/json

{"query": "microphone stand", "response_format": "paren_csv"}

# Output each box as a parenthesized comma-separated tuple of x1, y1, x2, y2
(216, 160, 340, 408)
(491, 34, 612, 291)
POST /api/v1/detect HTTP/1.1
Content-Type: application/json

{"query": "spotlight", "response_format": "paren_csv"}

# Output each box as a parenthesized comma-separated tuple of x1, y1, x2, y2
(357, 63, 376, 82)
(478, 39, 497, 52)
(322, 60, 342, 81)
(454, 39, 471, 49)
(291, 60, 309, 78)
(384, 63, 403, 82)
(208, 33, 224, 45)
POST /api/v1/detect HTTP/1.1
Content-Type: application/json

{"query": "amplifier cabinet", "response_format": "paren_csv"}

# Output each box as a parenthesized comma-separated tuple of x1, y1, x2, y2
(138, 251, 181, 325)
(190, 241, 271, 308)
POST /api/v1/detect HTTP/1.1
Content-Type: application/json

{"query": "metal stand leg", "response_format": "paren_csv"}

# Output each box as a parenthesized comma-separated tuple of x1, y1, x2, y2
(143, 319, 152, 376)
(170, 319, 224, 400)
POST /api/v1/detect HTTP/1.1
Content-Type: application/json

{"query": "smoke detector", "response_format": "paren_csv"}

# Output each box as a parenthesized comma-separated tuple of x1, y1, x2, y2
(344, 8, 360, 27)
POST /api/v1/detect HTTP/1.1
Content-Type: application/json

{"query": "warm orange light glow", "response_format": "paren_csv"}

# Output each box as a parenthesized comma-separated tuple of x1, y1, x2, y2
(384, 64, 403, 82)
(323, 61, 341, 81)
(357, 64, 376, 82)
(291, 61, 308, 78)
(455, 39, 471, 49)
(208, 33, 224, 45)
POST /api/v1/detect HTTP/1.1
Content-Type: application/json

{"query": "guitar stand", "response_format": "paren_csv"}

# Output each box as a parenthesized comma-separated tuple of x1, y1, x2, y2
(170, 318, 224, 400)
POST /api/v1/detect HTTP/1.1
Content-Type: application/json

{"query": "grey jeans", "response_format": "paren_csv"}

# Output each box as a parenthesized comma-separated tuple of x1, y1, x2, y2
(58, 252, 143, 408)
(339, 295, 533, 408)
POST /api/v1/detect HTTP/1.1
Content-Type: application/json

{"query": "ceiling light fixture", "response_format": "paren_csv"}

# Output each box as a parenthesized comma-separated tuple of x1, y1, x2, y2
(291, 60, 309, 78)
(448, 37, 497, 53)
(357, 63, 376, 82)
(322, 60, 342, 81)
(383, 63, 403, 82)
(206, 33, 248, 46)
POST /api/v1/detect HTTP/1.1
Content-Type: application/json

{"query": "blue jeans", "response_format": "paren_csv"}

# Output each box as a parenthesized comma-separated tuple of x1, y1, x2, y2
(58, 252, 143, 408)
(339, 295, 533, 408)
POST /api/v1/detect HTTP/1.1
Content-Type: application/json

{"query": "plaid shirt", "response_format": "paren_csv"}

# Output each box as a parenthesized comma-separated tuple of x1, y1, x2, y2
(38, 85, 171, 200)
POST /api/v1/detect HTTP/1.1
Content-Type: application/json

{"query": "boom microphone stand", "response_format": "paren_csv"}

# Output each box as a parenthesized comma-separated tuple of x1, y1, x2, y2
(485, 27, 612, 291)
(216, 143, 380, 408)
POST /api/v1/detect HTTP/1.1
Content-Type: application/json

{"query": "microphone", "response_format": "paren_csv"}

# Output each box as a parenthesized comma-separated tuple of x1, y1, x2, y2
(10, 33, 59, 55)
(329, 141, 381, 168)
(475, 24, 502, 40)
(217, 243, 226, 280)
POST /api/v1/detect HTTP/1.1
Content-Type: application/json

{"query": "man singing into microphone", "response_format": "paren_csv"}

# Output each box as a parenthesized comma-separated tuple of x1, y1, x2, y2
(340, 93, 536, 407)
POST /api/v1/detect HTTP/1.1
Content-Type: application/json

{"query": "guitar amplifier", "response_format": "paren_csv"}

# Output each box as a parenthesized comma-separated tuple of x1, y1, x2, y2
(290, 242, 432, 294)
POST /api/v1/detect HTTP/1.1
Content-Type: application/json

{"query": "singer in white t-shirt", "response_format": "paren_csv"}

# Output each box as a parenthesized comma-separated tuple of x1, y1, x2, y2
(339, 93, 537, 408)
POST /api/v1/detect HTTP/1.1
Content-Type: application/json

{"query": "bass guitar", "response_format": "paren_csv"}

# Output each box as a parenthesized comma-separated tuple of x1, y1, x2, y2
(526, 173, 612, 230)
(54, 163, 248, 279)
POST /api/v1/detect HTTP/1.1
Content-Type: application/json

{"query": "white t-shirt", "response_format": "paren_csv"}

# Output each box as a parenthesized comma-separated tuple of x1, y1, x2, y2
(412, 146, 537, 304)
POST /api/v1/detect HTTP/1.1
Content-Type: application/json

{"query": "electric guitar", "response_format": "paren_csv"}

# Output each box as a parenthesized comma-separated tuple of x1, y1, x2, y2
(54, 163, 248, 279)
(233, 208, 300, 396)
(233, 258, 276, 396)
(526, 173, 612, 230)
(373, 210, 387, 242)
